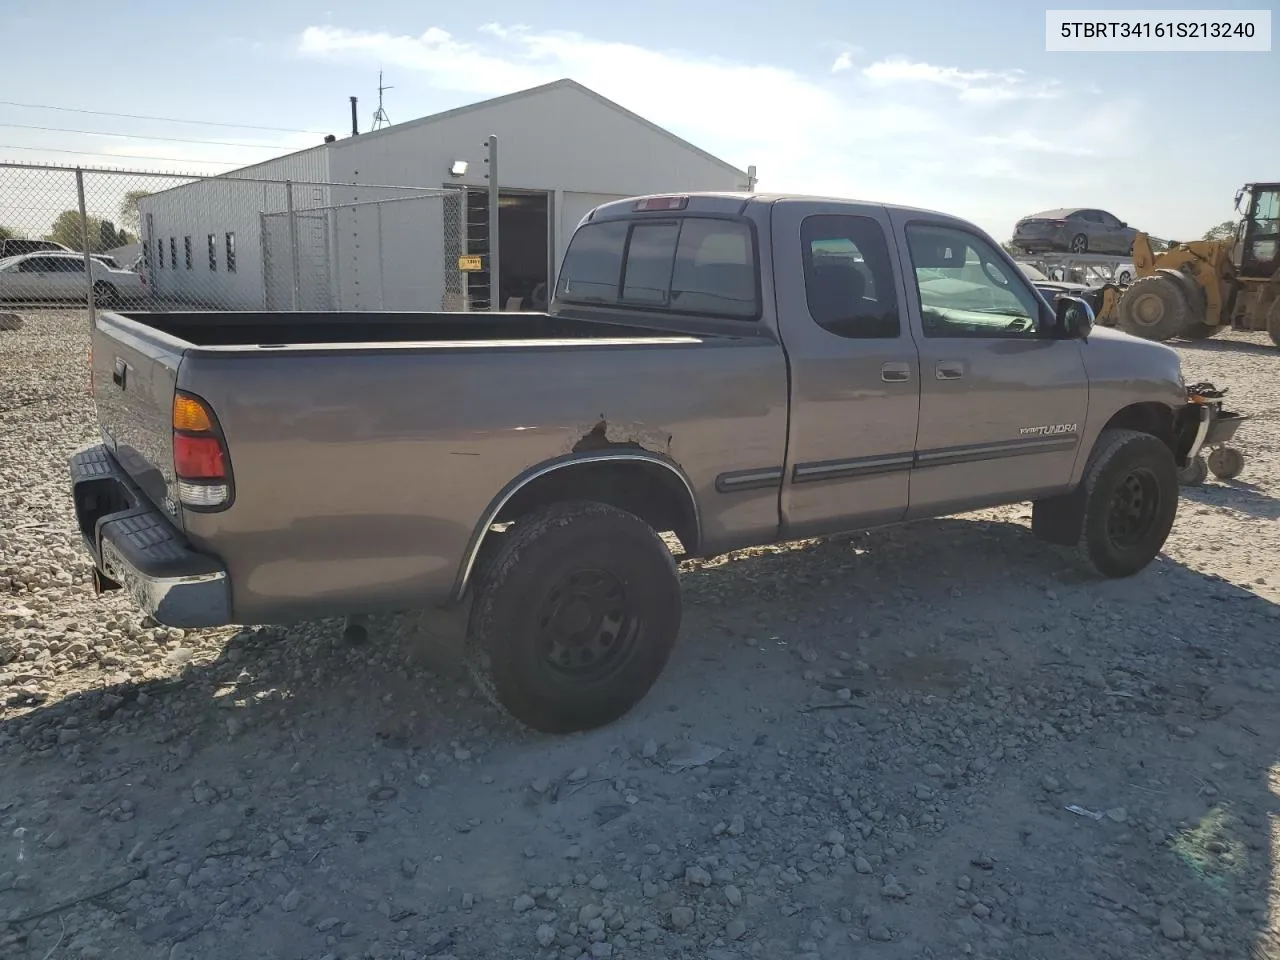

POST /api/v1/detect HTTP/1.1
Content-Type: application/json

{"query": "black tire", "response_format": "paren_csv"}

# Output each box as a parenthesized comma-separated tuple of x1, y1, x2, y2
(1070, 234, 1089, 253)
(1116, 274, 1189, 341)
(1177, 454, 1208, 486)
(465, 500, 682, 734)
(1182, 322, 1223, 340)
(1206, 446, 1245, 480)
(1267, 299, 1280, 348)
(1076, 429, 1179, 578)
(92, 281, 118, 307)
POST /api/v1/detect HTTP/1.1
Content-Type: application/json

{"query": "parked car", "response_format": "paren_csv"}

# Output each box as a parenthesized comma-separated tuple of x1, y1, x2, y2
(1013, 208, 1139, 255)
(1017, 262, 1094, 298)
(0, 237, 71, 259)
(71, 191, 1215, 735)
(0, 251, 147, 306)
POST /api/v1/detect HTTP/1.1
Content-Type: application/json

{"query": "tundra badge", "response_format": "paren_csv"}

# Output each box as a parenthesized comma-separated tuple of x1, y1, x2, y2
(1019, 423, 1079, 437)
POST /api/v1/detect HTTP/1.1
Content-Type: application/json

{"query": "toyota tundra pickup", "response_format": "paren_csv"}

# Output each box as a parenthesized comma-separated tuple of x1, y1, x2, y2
(71, 192, 1219, 734)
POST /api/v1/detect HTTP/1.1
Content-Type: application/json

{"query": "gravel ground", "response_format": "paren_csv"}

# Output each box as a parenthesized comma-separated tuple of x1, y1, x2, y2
(2, 309, 1279, 960)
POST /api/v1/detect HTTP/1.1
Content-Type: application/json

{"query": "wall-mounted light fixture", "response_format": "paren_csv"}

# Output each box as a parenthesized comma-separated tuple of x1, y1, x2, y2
(449, 160, 468, 177)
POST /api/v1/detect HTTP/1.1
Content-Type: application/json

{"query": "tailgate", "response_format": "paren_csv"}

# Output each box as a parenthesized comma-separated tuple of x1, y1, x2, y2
(91, 313, 186, 527)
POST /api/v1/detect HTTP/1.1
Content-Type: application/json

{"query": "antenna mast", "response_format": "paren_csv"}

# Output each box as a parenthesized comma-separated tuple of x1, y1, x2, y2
(372, 71, 393, 130)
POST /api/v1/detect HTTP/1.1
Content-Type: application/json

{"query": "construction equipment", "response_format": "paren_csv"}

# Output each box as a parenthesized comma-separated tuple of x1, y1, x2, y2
(1095, 182, 1280, 345)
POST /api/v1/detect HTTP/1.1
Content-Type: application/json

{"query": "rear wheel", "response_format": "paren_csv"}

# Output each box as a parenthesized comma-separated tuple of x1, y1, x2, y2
(1070, 234, 1089, 253)
(1267, 299, 1280, 348)
(465, 500, 682, 734)
(92, 281, 119, 307)
(1117, 274, 1189, 341)
(1076, 429, 1179, 578)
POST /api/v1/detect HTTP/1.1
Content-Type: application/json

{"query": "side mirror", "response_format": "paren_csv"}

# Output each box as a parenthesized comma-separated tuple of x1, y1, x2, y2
(1055, 295, 1095, 340)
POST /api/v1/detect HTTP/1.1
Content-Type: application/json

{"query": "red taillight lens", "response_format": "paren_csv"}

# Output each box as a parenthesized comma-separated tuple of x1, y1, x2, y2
(171, 391, 232, 509)
(174, 435, 226, 479)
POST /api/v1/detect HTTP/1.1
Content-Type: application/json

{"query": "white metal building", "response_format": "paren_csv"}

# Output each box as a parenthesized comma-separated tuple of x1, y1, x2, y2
(137, 80, 752, 311)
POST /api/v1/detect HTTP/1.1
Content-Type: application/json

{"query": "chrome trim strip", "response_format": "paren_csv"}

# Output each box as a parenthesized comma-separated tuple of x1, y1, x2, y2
(715, 467, 784, 494)
(914, 435, 1078, 468)
(1184, 404, 1211, 466)
(792, 454, 914, 483)
(454, 452, 702, 601)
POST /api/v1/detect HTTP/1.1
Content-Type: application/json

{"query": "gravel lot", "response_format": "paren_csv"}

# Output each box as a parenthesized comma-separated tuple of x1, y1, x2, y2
(2, 309, 1279, 960)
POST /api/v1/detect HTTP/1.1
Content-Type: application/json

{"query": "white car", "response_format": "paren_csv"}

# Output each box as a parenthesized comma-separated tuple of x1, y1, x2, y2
(0, 251, 147, 306)
(1113, 262, 1135, 286)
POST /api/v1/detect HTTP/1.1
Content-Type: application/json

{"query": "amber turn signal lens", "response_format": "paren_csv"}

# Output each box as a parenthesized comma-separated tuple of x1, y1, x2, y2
(173, 394, 214, 433)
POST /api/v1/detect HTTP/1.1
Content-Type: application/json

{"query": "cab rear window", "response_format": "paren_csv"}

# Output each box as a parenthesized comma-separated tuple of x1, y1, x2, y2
(555, 216, 759, 320)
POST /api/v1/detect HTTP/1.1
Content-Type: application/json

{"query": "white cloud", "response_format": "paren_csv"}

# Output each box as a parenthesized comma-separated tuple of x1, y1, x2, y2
(860, 58, 1062, 103)
(296, 24, 1136, 238)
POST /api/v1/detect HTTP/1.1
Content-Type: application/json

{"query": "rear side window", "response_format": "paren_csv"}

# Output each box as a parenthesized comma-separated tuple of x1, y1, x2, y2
(800, 214, 901, 339)
(557, 216, 759, 319)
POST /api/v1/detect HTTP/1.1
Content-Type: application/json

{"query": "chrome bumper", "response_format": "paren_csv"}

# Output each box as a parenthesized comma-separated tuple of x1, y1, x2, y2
(69, 444, 232, 628)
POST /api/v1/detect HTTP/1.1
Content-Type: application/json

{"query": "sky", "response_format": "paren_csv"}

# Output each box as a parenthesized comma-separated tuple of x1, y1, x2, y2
(0, 0, 1275, 242)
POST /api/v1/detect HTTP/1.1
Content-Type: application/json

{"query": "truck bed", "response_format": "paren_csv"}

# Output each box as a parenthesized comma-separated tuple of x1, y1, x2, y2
(111, 310, 692, 347)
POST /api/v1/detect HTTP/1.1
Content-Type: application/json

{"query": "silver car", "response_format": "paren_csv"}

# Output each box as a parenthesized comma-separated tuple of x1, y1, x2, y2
(1013, 208, 1138, 255)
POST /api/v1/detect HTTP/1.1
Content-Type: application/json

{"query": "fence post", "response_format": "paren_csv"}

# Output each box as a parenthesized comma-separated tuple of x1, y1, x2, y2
(75, 168, 96, 326)
(258, 213, 270, 309)
(285, 179, 301, 311)
(486, 135, 500, 312)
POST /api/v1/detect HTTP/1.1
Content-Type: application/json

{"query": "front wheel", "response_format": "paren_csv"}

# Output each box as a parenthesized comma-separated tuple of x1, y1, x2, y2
(1076, 429, 1179, 578)
(1116, 274, 1189, 341)
(465, 500, 682, 734)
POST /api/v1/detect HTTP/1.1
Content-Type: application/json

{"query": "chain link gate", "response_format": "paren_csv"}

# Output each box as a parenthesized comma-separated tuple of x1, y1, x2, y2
(0, 161, 469, 317)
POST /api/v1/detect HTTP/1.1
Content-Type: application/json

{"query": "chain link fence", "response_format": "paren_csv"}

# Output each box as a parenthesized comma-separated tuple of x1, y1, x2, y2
(0, 161, 481, 317)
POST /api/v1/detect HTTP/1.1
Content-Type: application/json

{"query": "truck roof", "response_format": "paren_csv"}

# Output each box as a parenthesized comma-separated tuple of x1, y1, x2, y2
(585, 191, 975, 227)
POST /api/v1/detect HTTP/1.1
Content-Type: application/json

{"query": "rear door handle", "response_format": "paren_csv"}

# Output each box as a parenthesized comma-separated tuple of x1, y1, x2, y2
(935, 361, 964, 380)
(112, 358, 127, 389)
(881, 362, 911, 383)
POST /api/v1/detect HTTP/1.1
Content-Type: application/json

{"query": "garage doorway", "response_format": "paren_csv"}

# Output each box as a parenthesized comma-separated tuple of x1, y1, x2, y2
(456, 187, 550, 311)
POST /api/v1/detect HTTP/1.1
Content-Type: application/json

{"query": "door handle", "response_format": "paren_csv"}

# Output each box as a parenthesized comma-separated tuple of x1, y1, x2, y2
(880, 362, 911, 383)
(935, 361, 964, 380)
(112, 358, 127, 389)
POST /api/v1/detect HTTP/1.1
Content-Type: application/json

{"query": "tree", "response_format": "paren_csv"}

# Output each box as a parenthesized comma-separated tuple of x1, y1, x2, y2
(45, 210, 105, 251)
(98, 220, 132, 250)
(1202, 219, 1238, 242)
(0, 225, 13, 241)
(119, 190, 150, 235)
(1001, 240, 1023, 255)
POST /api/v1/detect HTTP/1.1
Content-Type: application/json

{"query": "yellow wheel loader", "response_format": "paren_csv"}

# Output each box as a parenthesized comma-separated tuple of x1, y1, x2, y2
(1096, 182, 1280, 345)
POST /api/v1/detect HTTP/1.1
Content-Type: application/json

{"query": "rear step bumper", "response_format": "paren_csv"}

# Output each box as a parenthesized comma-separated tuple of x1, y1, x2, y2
(69, 444, 232, 628)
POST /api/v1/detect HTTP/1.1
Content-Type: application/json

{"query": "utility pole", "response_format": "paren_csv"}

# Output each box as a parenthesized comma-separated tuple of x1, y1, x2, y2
(372, 71, 393, 130)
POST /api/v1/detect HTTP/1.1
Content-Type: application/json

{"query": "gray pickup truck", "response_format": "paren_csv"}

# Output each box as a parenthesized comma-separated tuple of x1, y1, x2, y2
(71, 192, 1219, 734)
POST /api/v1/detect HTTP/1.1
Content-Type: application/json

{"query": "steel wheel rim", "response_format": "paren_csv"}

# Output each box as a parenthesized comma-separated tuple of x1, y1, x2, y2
(536, 567, 640, 684)
(1106, 467, 1161, 549)
(1133, 293, 1164, 327)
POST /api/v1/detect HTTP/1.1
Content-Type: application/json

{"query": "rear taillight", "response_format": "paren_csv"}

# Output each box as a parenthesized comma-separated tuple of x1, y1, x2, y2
(172, 391, 232, 510)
